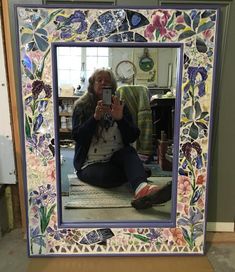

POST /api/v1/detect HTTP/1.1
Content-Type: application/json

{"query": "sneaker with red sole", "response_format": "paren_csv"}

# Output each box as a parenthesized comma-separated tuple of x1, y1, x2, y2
(131, 184, 160, 209)
(131, 182, 172, 209)
(152, 181, 172, 205)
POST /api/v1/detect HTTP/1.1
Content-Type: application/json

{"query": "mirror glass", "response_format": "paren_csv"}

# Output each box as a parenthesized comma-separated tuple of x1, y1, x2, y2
(54, 45, 180, 223)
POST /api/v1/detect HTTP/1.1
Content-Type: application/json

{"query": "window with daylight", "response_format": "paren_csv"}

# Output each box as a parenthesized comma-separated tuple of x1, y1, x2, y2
(56, 46, 110, 90)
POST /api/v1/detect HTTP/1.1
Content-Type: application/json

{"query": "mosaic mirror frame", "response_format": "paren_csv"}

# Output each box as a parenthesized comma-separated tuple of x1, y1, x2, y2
(16, 5, 219, 256)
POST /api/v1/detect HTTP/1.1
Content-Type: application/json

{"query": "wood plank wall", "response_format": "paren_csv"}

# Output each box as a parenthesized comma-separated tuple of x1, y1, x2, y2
(1, 0, 26, 234)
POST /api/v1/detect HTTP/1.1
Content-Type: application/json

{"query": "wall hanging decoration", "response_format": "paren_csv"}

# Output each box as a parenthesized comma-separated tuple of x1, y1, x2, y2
(15, 5, 219, 256)
(139, 48, 154, 72)
(115, 60, 136, 83)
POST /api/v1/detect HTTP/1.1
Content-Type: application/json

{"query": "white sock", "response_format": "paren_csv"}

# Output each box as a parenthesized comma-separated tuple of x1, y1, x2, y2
(135, 182, 148, 195)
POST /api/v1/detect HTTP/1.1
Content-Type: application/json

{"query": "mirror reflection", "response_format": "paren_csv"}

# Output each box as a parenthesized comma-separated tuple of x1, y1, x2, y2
(56, 46, 178, 223)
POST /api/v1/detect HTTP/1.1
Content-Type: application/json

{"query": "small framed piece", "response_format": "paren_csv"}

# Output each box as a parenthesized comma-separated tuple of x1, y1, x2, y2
(139, 48, 154, 72)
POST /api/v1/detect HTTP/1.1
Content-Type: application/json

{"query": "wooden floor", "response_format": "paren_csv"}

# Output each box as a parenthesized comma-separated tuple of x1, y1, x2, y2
(27, 256, 213, 272)
(206, 231, 235, 243)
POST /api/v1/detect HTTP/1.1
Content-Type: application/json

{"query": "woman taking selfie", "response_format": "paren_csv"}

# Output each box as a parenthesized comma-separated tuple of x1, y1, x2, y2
(72, 68, 171, 209)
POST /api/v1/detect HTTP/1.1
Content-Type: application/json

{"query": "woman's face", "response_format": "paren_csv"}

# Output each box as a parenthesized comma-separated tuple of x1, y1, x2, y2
(93, 71, 112, 100)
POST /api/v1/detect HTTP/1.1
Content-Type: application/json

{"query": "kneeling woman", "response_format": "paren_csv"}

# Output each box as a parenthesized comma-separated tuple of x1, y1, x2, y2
(72, 68, 171, 209)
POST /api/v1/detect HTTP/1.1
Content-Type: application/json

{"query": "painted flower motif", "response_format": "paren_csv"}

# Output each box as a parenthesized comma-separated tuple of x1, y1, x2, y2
(30, 206, 40, 225)
(170, 228, 186, 246)
(121, 236, 131, 247)
(176, 15, 184, 24)
(137, 228, 149, 234)
(26, 134, 53, 164)
(50, 214, 57, 226)
(187, 66, 208, 97)
(25, 80, 53, 160)
(63, 229, 76, 244)
(144, 24, 155, 39)
(180, 195, 191, 205)
(62, 229, 83, 245)
(47, 225, 67, 240)
(191, 188, 203, 205)
(124, 228, 136, 233)
(29, 184, 56, 254)
(161, 229, 174, 245)
(182, 141, 202, 169)
(146, 228, 161, 241)
(20, 14, 49, 52)
(197, 196, 205, 210)
(186, 173, 205, 206)
(181, 78, 209, 141)
(180, 141, 205, 205)
(144, 10, 176, 41)
(178, 206, 203, 226)
(152, 11, 170, 33)
(123, 228, 162, 245)
(30, 226, 46, 248)
(196, 174, 206, 185)
(29, 184, 56, 207)
(26, 151, 42, 177)
(177, 207, 204, 248)
(202, 29, 213, 40)
(23, 82, 33, 96)
(32, 80, 52, 99)
(177, 200, 189, 216)
(178, 175, 191, 195)
(55, 10, 87, 40)
(28, 50, 44, 65)
(21, 46, 50, 80)
(46, 159, 56, 183)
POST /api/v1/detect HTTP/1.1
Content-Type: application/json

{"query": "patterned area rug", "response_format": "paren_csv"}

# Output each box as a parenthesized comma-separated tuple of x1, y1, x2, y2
(65, 175, 171, 209)
(65, 176, 133, 208)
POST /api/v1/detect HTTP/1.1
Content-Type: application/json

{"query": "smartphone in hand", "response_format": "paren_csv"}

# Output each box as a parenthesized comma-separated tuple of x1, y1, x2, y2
(102, 87, 112, 105)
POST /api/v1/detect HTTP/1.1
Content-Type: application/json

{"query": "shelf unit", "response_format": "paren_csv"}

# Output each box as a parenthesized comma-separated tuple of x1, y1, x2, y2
(58, 96, 78, 142)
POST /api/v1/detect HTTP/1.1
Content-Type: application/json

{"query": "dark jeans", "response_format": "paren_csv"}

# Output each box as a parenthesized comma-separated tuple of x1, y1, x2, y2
(77, 146, 147, 192)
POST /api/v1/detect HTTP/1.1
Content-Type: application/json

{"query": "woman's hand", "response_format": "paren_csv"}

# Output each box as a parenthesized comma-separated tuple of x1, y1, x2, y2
(94, 100, 111, 120)
(111, 96, 124, 121)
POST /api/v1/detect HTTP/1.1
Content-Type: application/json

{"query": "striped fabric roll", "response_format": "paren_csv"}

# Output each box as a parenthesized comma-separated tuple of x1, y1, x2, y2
(117, 85, 153, 155)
